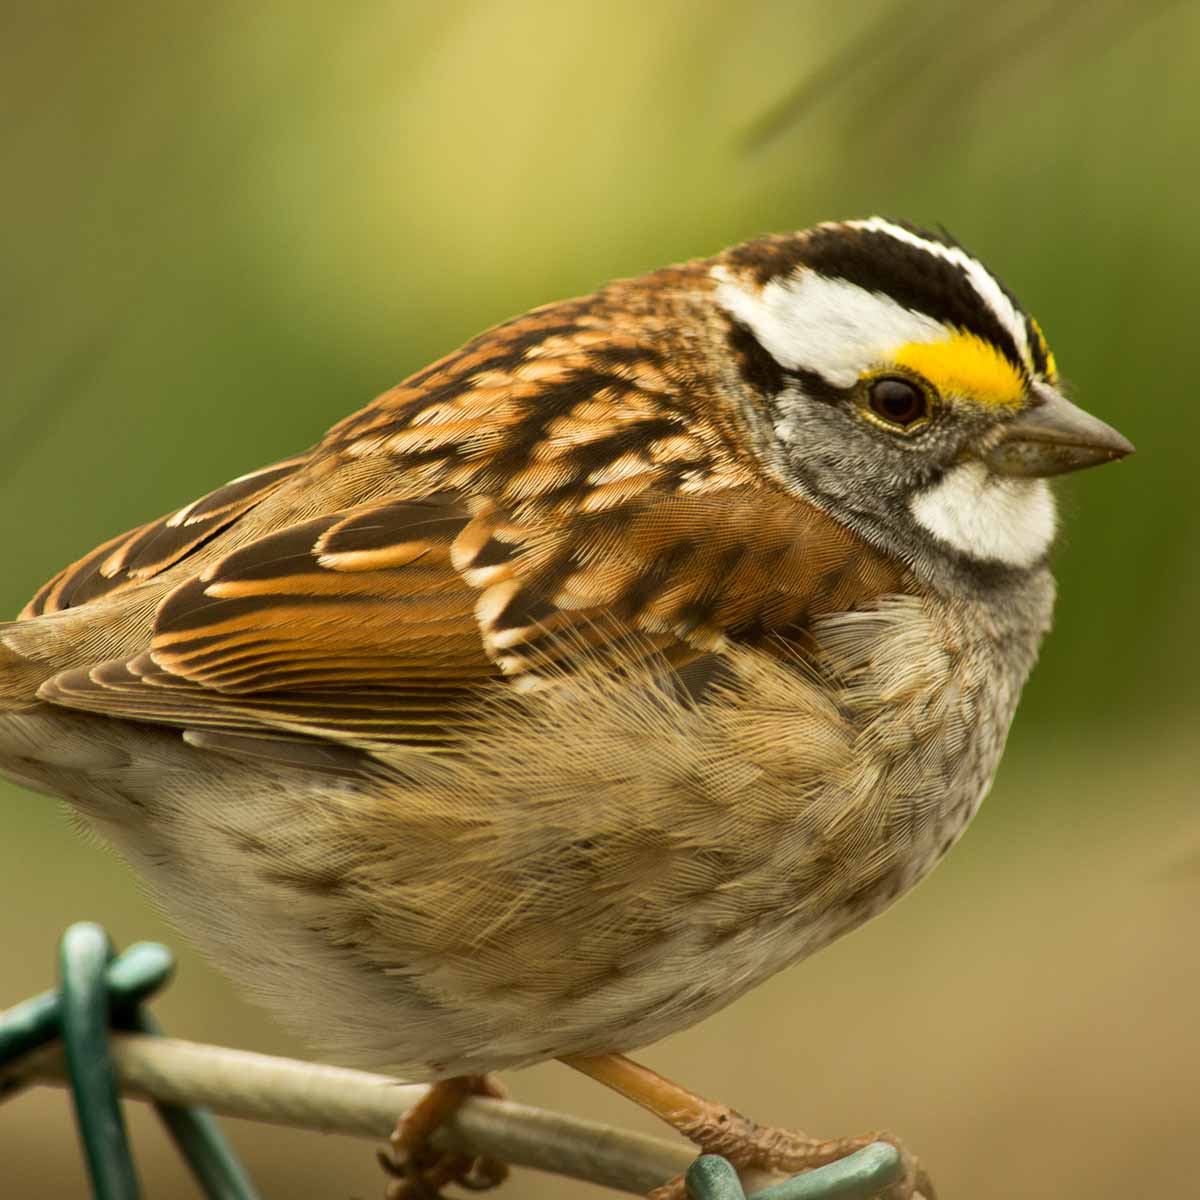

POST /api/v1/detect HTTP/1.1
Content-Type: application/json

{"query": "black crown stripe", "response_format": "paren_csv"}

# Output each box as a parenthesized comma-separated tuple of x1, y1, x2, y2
(798, 227, 1029, 375)
(725, 225, 1031, 377)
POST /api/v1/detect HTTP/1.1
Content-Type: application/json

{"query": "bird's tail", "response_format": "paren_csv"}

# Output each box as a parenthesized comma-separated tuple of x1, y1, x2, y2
(0, 628, 50, 709)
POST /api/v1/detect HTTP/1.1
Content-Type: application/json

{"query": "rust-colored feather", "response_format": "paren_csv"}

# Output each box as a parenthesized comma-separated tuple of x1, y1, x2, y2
(17, 261, 913, 752)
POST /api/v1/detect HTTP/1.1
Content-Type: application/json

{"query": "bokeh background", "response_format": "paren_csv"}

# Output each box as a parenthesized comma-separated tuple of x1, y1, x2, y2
(2, 2, 1197, 1197)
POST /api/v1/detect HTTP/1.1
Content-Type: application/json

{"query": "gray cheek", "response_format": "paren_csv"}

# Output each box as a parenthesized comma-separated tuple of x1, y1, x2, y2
(775, 402, 919, 503)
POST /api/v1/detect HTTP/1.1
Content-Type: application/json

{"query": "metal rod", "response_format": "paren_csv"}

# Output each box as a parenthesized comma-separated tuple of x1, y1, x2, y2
(2, 1034, 696, 1195)
(57, 925, 142, 1199)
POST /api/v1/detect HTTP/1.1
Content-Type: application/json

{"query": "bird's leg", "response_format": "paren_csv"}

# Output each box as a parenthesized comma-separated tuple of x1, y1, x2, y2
(381, 1074, 509, 1199)
(559, 1053, 932, 1200)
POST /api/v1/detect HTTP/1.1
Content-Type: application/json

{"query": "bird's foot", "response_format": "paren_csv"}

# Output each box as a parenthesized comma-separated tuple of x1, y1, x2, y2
(648, 1104, 933, 1200)
(561, 1053, 931, 1200)
(381, 1074, 509, 1199)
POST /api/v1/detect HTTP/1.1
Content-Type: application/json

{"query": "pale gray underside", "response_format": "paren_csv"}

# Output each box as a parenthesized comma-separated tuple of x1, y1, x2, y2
(0, 578, 1052, 1079)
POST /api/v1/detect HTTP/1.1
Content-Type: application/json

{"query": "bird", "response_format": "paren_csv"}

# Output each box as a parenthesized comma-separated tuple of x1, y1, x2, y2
(0, 217, 1131, 1200)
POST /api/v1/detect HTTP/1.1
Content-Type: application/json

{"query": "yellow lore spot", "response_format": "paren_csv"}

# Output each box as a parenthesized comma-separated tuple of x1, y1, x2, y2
(1028, 315, 1059, 383)
(892, 330, 1026, 409)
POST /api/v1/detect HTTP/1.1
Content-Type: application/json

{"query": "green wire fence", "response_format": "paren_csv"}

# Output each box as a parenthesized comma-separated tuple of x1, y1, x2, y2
(0, 923, 903, 1200)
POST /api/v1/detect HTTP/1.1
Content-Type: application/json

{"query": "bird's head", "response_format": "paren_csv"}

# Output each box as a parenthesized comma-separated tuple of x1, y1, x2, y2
(712, 217, 1132, 583)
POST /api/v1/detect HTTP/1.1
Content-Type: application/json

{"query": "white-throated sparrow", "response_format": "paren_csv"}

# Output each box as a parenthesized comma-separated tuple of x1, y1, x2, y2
(0, 218, 1131, 1199)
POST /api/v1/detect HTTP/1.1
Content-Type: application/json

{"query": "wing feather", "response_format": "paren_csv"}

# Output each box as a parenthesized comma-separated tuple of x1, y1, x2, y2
(38, 485, 908, 750)
(20, 283, 914, 755)
(23, 455, 309, 617)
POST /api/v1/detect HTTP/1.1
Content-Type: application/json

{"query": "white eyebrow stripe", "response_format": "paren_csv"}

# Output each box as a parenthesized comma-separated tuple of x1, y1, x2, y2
(712, 264, 949, 388)
(845, 217, 1032, 369)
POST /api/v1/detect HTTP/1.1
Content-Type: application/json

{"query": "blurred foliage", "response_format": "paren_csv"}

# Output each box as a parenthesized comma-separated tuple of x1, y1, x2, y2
(1, 3, 1198, 1199)
(2, 0, 1197, 738)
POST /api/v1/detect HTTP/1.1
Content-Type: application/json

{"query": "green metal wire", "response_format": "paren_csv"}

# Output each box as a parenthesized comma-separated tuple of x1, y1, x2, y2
(0, 923, 259, 1200)
(127, 1008, 262, 1200)
(0, 939, 171, 1066)
(688, 1155, 746, 1200)
(748, 1144, 903, 1200)
(687, 1143, 903, 1200)
(0, 984, 64, 1066)
(59, 922, 140, 1200)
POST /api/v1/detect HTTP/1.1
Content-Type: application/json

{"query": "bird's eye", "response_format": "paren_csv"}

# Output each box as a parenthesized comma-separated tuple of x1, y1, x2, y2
(865, 376, 932, 431)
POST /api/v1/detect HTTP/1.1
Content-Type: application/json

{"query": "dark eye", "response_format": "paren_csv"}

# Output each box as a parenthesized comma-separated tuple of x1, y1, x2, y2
(866, 376, 932, 431)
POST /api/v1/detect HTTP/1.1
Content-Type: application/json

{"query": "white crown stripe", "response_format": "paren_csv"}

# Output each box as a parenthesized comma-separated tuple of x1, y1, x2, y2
(845, 218, 1032, 369)
(713, 265, 951, 388)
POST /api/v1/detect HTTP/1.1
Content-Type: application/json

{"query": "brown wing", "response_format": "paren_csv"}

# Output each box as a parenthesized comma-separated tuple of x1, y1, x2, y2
(42, 494, 493, 749)
(25, 269, 911, 754)
(23, 455, 310, 617)
(40, 483, 908, 752)
(458, 486, 909, 686)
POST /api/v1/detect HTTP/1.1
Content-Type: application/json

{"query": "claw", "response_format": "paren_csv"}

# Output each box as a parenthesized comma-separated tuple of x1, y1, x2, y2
(382, 1075, 509, 1200)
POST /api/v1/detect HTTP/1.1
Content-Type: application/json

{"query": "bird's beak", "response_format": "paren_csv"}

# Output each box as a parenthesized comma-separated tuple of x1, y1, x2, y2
(983, 389, 1134, 478)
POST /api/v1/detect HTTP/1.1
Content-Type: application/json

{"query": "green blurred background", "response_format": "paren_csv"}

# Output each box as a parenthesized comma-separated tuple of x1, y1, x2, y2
(1, 2, 1197, 1197)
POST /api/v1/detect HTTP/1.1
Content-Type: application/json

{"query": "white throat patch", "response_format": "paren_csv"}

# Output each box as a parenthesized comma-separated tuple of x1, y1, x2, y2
(909, 462, 1056, 567)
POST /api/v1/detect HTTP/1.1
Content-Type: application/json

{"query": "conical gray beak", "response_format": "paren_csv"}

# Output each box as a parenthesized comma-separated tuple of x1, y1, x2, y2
(983, 390, 1134, 478)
